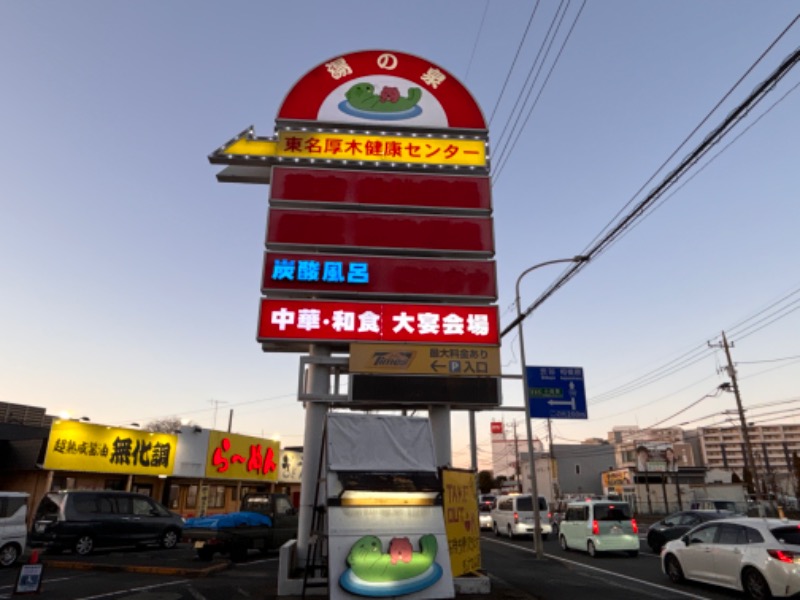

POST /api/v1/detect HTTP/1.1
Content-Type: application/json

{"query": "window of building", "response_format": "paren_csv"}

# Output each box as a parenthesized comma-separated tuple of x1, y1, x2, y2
(209, 485, 226, 508)
(186, 485, 198, 509)
(575, 464, 581, 475)
(168, 485, 180, 510)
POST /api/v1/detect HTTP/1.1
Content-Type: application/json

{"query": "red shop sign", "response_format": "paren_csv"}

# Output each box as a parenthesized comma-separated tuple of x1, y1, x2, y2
(257, 299, 499, 345)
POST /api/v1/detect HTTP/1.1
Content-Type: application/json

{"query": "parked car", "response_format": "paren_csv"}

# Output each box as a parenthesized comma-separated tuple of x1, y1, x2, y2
(647, 509, 736, 553)
(558, 499, 639, 557)
(492, 493, 551, 540)
(661, 517, 800, 598)
(478, 494, 496, 530)
(0, 492, 29, 568)
(30, 490, 184, 555)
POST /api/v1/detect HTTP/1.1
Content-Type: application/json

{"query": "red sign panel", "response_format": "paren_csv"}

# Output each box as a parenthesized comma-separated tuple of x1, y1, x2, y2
(490, 422, 504, 434)
(257, 299, 499, 345)
(270, 167, 491, 213)
(262, 252, 496, 301)
(266, 208, 494, 257)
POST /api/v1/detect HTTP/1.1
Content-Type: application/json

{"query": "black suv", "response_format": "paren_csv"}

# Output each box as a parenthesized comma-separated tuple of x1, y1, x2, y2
(30, 490, 184, 555)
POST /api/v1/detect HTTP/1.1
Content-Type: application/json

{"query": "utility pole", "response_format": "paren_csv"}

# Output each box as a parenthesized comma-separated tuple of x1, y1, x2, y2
(513, 421, 521, 486)
(713, 331, 762, 504)
(547, 418, 559, 502)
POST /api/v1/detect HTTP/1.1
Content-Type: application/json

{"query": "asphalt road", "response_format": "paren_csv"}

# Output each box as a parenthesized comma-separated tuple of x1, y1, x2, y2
(0, 536, 747, 600)
(480, 531, 744, 600)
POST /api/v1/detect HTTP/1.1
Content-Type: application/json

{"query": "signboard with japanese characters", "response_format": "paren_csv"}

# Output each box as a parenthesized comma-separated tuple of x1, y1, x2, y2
(525, 366, 588, 420)
(263, 252, 496, 302)
(258, 299, 498, 348)
(210, 49, 500, 405)
(349, 343, 500, 377)
(441, 469, 480, 577)
(43, 421, 176, 476)
(204, 430, 280, 482)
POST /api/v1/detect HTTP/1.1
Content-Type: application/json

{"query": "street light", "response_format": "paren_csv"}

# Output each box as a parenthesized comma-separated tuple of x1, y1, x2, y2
(515, 255, 588, 558)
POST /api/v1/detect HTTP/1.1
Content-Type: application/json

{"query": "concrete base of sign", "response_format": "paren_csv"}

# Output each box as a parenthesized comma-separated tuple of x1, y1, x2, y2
(277, 540, 327, 597)
(454, 571, 492, 595)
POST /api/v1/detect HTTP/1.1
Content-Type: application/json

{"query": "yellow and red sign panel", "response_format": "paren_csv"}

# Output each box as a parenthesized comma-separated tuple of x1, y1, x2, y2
(44, 421, 176, 476)
(204, 430, 280, 482)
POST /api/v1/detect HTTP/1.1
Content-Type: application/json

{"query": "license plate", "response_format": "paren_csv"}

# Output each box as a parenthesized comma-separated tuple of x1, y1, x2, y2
(35, 523, 46, 533)
(193, 541, 205, 549)
(611, 526, 622, 535)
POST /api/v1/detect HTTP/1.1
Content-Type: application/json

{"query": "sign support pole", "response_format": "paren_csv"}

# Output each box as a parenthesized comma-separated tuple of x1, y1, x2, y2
(296, 344, 330, 563)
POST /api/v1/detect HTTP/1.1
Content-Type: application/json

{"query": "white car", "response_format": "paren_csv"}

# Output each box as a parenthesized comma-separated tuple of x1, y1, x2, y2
(661, 517, 800, 599)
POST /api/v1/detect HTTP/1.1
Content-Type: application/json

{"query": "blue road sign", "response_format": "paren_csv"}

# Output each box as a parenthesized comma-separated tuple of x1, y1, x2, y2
(525, 366, 588, 419)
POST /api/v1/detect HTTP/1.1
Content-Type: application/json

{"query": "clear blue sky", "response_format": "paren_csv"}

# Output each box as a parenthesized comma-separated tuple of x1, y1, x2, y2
(2, 2, 799, 469)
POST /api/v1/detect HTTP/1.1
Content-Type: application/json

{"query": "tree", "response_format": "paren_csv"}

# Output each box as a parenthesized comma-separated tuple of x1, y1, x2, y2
(145, 416, 193, 433)
(477, 470, 495, 493)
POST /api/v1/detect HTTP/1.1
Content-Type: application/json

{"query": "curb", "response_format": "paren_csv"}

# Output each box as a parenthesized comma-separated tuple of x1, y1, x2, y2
(41, 558, 232, 578)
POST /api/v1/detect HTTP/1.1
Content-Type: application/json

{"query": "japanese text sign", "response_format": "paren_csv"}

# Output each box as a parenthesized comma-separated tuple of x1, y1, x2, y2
(258, 299, 499, 345)
(441, 469, 481, 576)
(275, 130, 486, 167)
(44, 421, 176, 476)
(205, 430, 280, 482)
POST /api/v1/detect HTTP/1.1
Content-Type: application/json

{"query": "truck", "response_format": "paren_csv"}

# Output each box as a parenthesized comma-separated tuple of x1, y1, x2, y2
(183, 493, 298, 561)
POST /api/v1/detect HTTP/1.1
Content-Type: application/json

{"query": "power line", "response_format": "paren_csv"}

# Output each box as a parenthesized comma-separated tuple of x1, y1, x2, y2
(500, 45, 800, 338)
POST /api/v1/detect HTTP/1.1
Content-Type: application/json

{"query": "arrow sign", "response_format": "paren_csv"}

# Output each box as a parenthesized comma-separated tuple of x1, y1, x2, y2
(526, 366, 588, 420)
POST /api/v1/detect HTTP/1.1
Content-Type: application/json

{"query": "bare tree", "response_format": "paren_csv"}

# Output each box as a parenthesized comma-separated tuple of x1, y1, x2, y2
(145, 416, 191, 433)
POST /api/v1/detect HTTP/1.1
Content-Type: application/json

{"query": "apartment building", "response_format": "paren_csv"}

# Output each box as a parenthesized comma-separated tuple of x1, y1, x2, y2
(699, 424, 800, 494)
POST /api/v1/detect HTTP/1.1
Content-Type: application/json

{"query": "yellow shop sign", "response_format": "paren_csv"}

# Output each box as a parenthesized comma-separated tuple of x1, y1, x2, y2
(204, 430, 280, 482)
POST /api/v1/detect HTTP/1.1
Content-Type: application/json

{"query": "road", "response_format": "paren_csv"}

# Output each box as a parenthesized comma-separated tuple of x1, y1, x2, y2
(480, 531, 744, 600)
(0, 537, 746, 600)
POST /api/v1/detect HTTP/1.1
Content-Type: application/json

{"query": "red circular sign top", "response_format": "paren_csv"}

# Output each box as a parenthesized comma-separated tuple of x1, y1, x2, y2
(277, 50, 487, 131)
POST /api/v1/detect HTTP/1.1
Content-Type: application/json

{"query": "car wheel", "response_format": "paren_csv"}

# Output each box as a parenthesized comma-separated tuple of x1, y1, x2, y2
(587, 540, 597, 557)
(0, 543, 20, 568)
(559, 535, 569, 551)
(649, 543, 661, 554)
(742, 568, 772, 600)
(665, 554, 685, 584)
(159, 528, 180, 549)
(542, 534, 549, 541)
(493, 522, 500, 537)
(507, 525, 515, 539)
(73, 533, 94, 556)
(626, 550, 639, 558)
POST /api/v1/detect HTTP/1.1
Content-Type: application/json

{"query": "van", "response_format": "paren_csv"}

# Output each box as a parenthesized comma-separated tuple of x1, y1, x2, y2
(491, 493, 551, 540)
(558, 499, 639, 557)
(30, 490, 184, 555)
(0, 492, 29, 568)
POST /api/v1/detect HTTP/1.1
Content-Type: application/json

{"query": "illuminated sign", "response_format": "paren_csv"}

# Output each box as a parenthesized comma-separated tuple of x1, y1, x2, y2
(266, 208, 494, 257)
(258, 299, 499, 346)
(442, 469, 480, 576)
(205, 431, 280, 482)
(276, 50, 487, 130)
(211, 128, 487, 174)
(262, 252, 496, 301)
(349, 344, 500, 377)
(43, 421, 176, 476)
(270, 167, 491, 213)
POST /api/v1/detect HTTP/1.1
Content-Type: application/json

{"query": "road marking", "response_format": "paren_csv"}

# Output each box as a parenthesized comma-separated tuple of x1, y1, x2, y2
(485, 539, 713, 600)
(73, 579, 192, 599)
